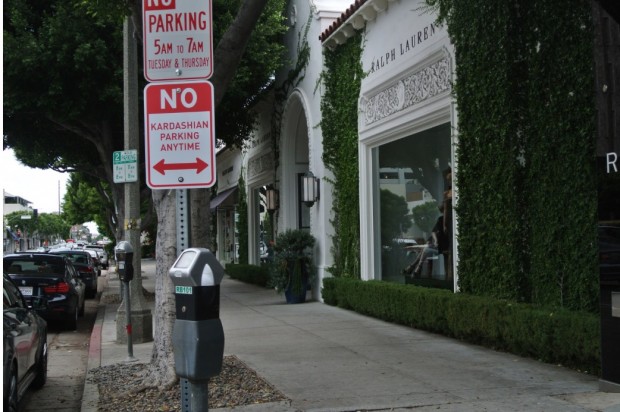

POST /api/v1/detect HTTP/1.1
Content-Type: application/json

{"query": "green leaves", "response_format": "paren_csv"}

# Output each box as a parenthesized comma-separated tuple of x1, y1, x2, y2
(4, 210, 70, 243)
(437, 0, 598, 311)
(321, 34, 364, 278)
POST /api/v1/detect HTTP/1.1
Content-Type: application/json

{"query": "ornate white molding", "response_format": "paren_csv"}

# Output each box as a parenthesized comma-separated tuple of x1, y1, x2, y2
(363, 56, 451, 126)
(247, 151, 274, 180)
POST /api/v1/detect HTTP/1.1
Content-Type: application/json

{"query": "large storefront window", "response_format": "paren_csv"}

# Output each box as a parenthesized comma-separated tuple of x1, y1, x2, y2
(255, 186, 274, 263)
(375, 123, 452, 288)
(217, 207, 238, 264)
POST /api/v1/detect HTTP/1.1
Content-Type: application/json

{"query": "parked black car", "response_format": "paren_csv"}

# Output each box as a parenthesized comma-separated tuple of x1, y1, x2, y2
(3, 273, 48, 412)
(48, 248, 98, 298)
(3, 253, 85, 330)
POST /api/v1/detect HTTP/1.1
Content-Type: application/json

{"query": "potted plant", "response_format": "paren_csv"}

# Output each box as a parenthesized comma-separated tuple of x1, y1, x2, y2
(269, 229, 316, 303)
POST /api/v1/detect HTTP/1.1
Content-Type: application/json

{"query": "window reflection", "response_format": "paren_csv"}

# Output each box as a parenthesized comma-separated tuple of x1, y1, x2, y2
(297, 173, 311, 229)
(375, 123, 452, 287)
(256, 186, 275, 264)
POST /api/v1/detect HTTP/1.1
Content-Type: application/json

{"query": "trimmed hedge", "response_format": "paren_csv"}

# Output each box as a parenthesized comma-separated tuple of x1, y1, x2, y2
(225, 263, 270, 288)
(322, 277, 600, 375)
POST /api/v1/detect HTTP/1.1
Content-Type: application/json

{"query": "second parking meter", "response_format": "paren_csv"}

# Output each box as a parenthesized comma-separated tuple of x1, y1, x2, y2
(115, 241, 134, 282)
(169, 248, 225, 382)
(114, 241, 136, 360)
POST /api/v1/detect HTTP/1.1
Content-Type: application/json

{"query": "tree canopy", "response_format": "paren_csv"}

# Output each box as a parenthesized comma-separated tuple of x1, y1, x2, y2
(4, 210, 70, 244)
(4, 0, 287, 239)
(63, 173, 114, 239)
(5, 0, 288, 390)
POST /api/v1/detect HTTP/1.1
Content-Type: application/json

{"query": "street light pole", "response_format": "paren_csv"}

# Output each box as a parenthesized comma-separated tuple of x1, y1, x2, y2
(116, 15, 153, 346)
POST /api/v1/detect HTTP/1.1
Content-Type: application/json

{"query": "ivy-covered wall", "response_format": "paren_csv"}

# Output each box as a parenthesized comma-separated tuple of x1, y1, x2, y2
(237, 170, 248, 264)
(430, 0, 599, 311)
(321, 34, 364, 278)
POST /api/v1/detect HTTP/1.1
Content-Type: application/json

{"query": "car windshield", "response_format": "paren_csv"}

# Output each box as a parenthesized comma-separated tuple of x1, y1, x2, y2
(57, 253, 89, 264)
(4, 259, 64, 275)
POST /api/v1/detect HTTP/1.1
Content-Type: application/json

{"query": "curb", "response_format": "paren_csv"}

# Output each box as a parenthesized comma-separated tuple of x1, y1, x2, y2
(81, 298, 106, 412)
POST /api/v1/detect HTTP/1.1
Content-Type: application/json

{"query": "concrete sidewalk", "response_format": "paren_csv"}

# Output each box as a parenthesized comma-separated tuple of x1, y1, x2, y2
(82, 259, 620, 411)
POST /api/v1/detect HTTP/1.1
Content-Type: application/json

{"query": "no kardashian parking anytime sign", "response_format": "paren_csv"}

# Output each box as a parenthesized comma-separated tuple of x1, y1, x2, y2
(144, 80, 216, 189)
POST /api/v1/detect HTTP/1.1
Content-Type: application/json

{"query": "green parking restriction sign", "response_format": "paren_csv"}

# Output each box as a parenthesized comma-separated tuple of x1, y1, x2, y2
(113, 150, 138, 183)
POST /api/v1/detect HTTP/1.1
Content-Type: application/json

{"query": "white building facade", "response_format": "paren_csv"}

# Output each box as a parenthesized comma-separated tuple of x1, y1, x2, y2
(219, 0, 459, 298)
(339, 0, 457, 287)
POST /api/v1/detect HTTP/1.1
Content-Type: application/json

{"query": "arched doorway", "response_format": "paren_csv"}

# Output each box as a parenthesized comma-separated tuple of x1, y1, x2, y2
(279, 91, 311, 232)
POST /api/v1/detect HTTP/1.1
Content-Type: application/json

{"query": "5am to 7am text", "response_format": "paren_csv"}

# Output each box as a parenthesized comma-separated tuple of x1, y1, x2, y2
(154, 37, 204, 55)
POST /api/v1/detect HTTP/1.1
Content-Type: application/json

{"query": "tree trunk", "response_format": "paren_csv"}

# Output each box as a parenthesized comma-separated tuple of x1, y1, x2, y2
(142, 0, 272, 389)
(190, 189, 212, 248)
(142, 189, 178, 388)
(188, 0, 270, 247)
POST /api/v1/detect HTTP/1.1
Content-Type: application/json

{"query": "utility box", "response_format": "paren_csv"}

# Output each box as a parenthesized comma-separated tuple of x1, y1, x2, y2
(169, 248, 225, 381)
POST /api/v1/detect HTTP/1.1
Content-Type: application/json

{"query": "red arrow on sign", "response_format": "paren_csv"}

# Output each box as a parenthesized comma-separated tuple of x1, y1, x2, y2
(153, 158, 208, 175)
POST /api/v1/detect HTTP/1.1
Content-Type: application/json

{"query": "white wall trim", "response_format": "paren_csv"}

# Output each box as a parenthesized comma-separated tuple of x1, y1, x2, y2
(358, 102, 453, 281)
(279, 88, 312, 232)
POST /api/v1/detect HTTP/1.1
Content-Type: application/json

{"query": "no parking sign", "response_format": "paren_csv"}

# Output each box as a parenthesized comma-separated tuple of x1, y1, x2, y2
(143, 0, 213, 81)
(144, 80, 216, 189)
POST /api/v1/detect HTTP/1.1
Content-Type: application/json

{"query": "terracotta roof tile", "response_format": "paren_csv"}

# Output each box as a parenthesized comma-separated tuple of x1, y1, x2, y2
(319, 0, 368, 42)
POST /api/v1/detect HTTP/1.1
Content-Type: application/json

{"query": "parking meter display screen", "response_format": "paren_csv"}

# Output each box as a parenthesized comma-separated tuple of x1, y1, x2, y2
(174, 251, 197, 269)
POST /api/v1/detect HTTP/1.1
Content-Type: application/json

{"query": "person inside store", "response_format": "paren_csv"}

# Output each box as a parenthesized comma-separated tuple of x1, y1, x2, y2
(442, 167, 453, 281)
(403, 203, 446, 278)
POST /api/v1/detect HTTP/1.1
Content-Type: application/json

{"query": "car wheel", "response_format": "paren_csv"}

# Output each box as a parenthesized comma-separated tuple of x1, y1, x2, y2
(5, 367, 18, 412)
(66, 306, 78, 330)
(31, 341, 48, 389)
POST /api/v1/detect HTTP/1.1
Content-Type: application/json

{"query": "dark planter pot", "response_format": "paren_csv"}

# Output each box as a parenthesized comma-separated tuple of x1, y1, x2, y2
(284, 286, 306, 303)
(284, 260, 309, 304)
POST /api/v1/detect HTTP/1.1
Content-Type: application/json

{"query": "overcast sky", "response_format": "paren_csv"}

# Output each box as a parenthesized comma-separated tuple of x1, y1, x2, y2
(1, 148, 101, 236)
(1, 148, 69, 214)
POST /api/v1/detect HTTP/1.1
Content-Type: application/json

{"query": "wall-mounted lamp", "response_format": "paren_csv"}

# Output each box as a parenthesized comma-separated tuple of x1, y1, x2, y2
(266, 188, 279, 213)
(302, 171, 320, 207)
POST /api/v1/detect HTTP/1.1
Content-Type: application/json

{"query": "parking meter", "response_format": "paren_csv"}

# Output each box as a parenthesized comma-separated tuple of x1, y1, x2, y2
(115, 241, 134, 282)
(115, 241, 136, 361)
(169, 248, 225, 382)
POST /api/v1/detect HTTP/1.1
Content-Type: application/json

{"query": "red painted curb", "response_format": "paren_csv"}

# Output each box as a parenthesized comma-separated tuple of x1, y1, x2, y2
(88, 315, 103, 367)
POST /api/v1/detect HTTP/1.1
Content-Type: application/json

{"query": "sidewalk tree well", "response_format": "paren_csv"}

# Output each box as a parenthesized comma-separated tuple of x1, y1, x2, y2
(4, 0, 287, 390)
(149, 0, 286, 390)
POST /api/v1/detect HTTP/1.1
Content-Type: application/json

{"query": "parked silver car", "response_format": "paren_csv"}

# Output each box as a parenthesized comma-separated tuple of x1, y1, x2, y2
(85, 245, 109, 269)
(3, 273, 48, 412)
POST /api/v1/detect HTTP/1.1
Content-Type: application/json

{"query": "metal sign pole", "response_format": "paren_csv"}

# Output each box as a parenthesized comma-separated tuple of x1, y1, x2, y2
(177, 189, 190, 252)
(177, 189, 209, 411)
(177, 188, 191, 411)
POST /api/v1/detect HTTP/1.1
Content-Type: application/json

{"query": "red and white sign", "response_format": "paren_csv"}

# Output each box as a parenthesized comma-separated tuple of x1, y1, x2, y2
(143, 0, 213, 81)
(144, 80, 216, 189)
